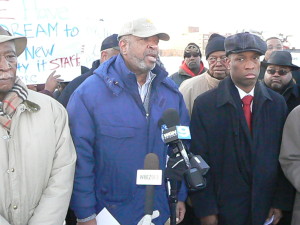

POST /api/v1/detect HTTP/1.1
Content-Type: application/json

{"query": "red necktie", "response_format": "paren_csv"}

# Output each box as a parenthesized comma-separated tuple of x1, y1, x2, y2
(242, 95, 253, 131)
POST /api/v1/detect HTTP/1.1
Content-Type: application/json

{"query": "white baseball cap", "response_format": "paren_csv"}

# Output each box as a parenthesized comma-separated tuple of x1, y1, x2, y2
(118, 18, 170, 41)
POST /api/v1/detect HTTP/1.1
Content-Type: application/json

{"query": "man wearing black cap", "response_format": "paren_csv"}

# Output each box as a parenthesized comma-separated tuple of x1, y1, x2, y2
(57, 34, 120, 107)
(189, 32, 290, 225)
(263, 51, 300, 113)
(170, 43, 207, 87)
(179, 33, 229, 116)
(258, 37, 300, 84)
(263, 51, 300, 225)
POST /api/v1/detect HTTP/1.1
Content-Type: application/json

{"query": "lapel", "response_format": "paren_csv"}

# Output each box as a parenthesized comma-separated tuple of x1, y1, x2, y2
(252, 81, 273, 132)
(216, 77, 253, 141)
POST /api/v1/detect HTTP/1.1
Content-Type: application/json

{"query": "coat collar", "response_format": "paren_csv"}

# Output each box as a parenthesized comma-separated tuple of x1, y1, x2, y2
(282, 80, 300, 100)
(216, 77, 273, 108)
(204, 71, 222, 88)
(94, 54, 169, 96)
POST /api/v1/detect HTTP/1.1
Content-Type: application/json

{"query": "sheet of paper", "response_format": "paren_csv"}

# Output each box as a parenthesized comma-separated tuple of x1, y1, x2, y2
(264, 215, 274, 225)
(96, 207, 120, 225)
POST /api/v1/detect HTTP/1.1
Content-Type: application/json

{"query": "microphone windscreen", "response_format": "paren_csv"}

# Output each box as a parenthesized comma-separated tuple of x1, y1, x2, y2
(144, 153, 159, 170)
(144, 153, 159, 215)
(161, 108, 180, 127)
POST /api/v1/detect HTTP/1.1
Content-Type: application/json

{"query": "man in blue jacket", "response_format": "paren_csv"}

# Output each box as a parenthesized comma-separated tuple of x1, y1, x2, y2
(190, 33, 291, 225)
(67, 18, 189, 225)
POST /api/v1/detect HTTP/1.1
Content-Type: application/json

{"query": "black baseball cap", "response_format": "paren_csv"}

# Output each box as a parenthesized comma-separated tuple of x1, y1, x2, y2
(101, 34, 119, 51)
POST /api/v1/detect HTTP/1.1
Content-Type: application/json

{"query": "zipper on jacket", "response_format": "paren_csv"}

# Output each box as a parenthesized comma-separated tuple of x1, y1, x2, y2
(143, 73, 156, 120)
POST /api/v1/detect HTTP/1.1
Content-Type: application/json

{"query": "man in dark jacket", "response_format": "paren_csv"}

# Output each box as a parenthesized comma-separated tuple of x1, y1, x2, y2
(57, 34, 120, 107)
(190, 32, 290, 225)
(169, 43, 207, 87)
(258, 37, 283, 80)
(258, 37, 300, 84)
(263, 50, 300, 225)
(263, 50, 300, 113)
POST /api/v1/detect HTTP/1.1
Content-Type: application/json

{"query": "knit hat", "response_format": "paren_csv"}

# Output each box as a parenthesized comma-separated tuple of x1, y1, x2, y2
(184, 43, 202, 58)
(205, 33, 226, 59)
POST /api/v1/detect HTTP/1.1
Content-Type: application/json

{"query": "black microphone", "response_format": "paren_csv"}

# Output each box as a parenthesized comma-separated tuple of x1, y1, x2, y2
(160, 108, 210, 190)
(144, 153, 159, 215)
(160, 108, 191, 167)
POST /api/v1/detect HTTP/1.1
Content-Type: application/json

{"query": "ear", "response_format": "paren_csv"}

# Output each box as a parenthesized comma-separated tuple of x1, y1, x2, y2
(226, 57, 231, 69)
(100, 50, 108, 62)
(119, 39, 128, 55)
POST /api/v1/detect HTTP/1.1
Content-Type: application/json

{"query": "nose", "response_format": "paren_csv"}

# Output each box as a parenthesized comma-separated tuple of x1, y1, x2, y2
(244, 59, 255, 69)
(147, 43, 158, 50)
(215, 60, 222, 65)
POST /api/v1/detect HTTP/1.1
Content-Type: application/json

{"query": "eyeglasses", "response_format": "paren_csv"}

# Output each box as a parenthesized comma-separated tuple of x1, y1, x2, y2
(185, 53, 200, 58)
(207, 56, 227, 64)
(266, 69, 290, 76)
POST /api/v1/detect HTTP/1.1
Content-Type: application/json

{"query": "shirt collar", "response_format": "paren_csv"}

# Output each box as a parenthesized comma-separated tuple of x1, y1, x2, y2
(235, 85, 255, 99)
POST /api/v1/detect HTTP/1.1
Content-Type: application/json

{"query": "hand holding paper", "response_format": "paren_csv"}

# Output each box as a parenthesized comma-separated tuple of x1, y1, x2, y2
(137, 210, 160, 225)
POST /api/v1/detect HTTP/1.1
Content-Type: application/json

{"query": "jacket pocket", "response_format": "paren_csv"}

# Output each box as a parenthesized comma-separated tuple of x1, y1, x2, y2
(99, 125, 137, 160)
(97, 125, 139, 203)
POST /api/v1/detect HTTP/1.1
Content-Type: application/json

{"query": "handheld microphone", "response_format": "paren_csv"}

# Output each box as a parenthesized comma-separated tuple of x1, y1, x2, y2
(144, 153, 159, 215)
(159, 108, 191, 168)
(159, 108, 210, 191)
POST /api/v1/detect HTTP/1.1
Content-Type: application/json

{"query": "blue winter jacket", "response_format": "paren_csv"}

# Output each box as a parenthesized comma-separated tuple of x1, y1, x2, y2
(68, 54, 190, 225)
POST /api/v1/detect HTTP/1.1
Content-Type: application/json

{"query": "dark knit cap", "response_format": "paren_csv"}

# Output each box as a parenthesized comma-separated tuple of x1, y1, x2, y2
(205, 33, 226, 59)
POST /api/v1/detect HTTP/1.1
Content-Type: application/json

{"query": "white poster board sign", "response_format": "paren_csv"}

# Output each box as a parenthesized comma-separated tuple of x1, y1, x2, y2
(0, 0, 108, 84)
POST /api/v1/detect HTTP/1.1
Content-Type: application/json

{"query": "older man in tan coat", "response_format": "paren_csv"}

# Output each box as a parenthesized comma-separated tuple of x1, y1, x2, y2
(0, 26, 76, 225)
(280, 105, 300, 225)
(179, 34, 229, 116)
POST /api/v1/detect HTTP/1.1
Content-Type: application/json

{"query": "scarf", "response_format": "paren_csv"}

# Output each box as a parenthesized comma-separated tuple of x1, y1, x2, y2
(179, 61, 205, 77)
(0, 77, 28, 131)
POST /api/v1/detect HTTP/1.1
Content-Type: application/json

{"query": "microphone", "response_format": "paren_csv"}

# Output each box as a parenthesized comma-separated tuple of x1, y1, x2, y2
(144, 153, 159, 215)
(159, 108, 191, 168)
(159, 108, 209, 190)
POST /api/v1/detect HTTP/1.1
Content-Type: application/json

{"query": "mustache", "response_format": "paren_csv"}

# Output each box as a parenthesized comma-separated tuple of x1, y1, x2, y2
(0, 74, 14, 79)
(145, 50, 159, 57)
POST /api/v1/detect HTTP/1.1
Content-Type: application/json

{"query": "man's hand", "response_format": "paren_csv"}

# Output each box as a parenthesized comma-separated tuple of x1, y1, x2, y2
(77, 218, 97, 225)
(266, 208, 282, 225)
(137, 210, 160, 225)
(44, 70, 64, 93)
(200, 215, 218, 225)
(176, 201, 186, 224)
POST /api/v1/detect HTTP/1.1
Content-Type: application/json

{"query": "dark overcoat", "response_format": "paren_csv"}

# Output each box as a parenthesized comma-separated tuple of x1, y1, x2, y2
(189, 77, 291, 225)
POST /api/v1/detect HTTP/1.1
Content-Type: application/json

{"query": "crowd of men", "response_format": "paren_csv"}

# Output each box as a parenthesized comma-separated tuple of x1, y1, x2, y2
(1, 17, 300, 225)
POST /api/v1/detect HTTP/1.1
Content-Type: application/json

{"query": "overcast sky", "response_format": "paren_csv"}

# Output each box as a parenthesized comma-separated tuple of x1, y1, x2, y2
(89, 0, 299, 46)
